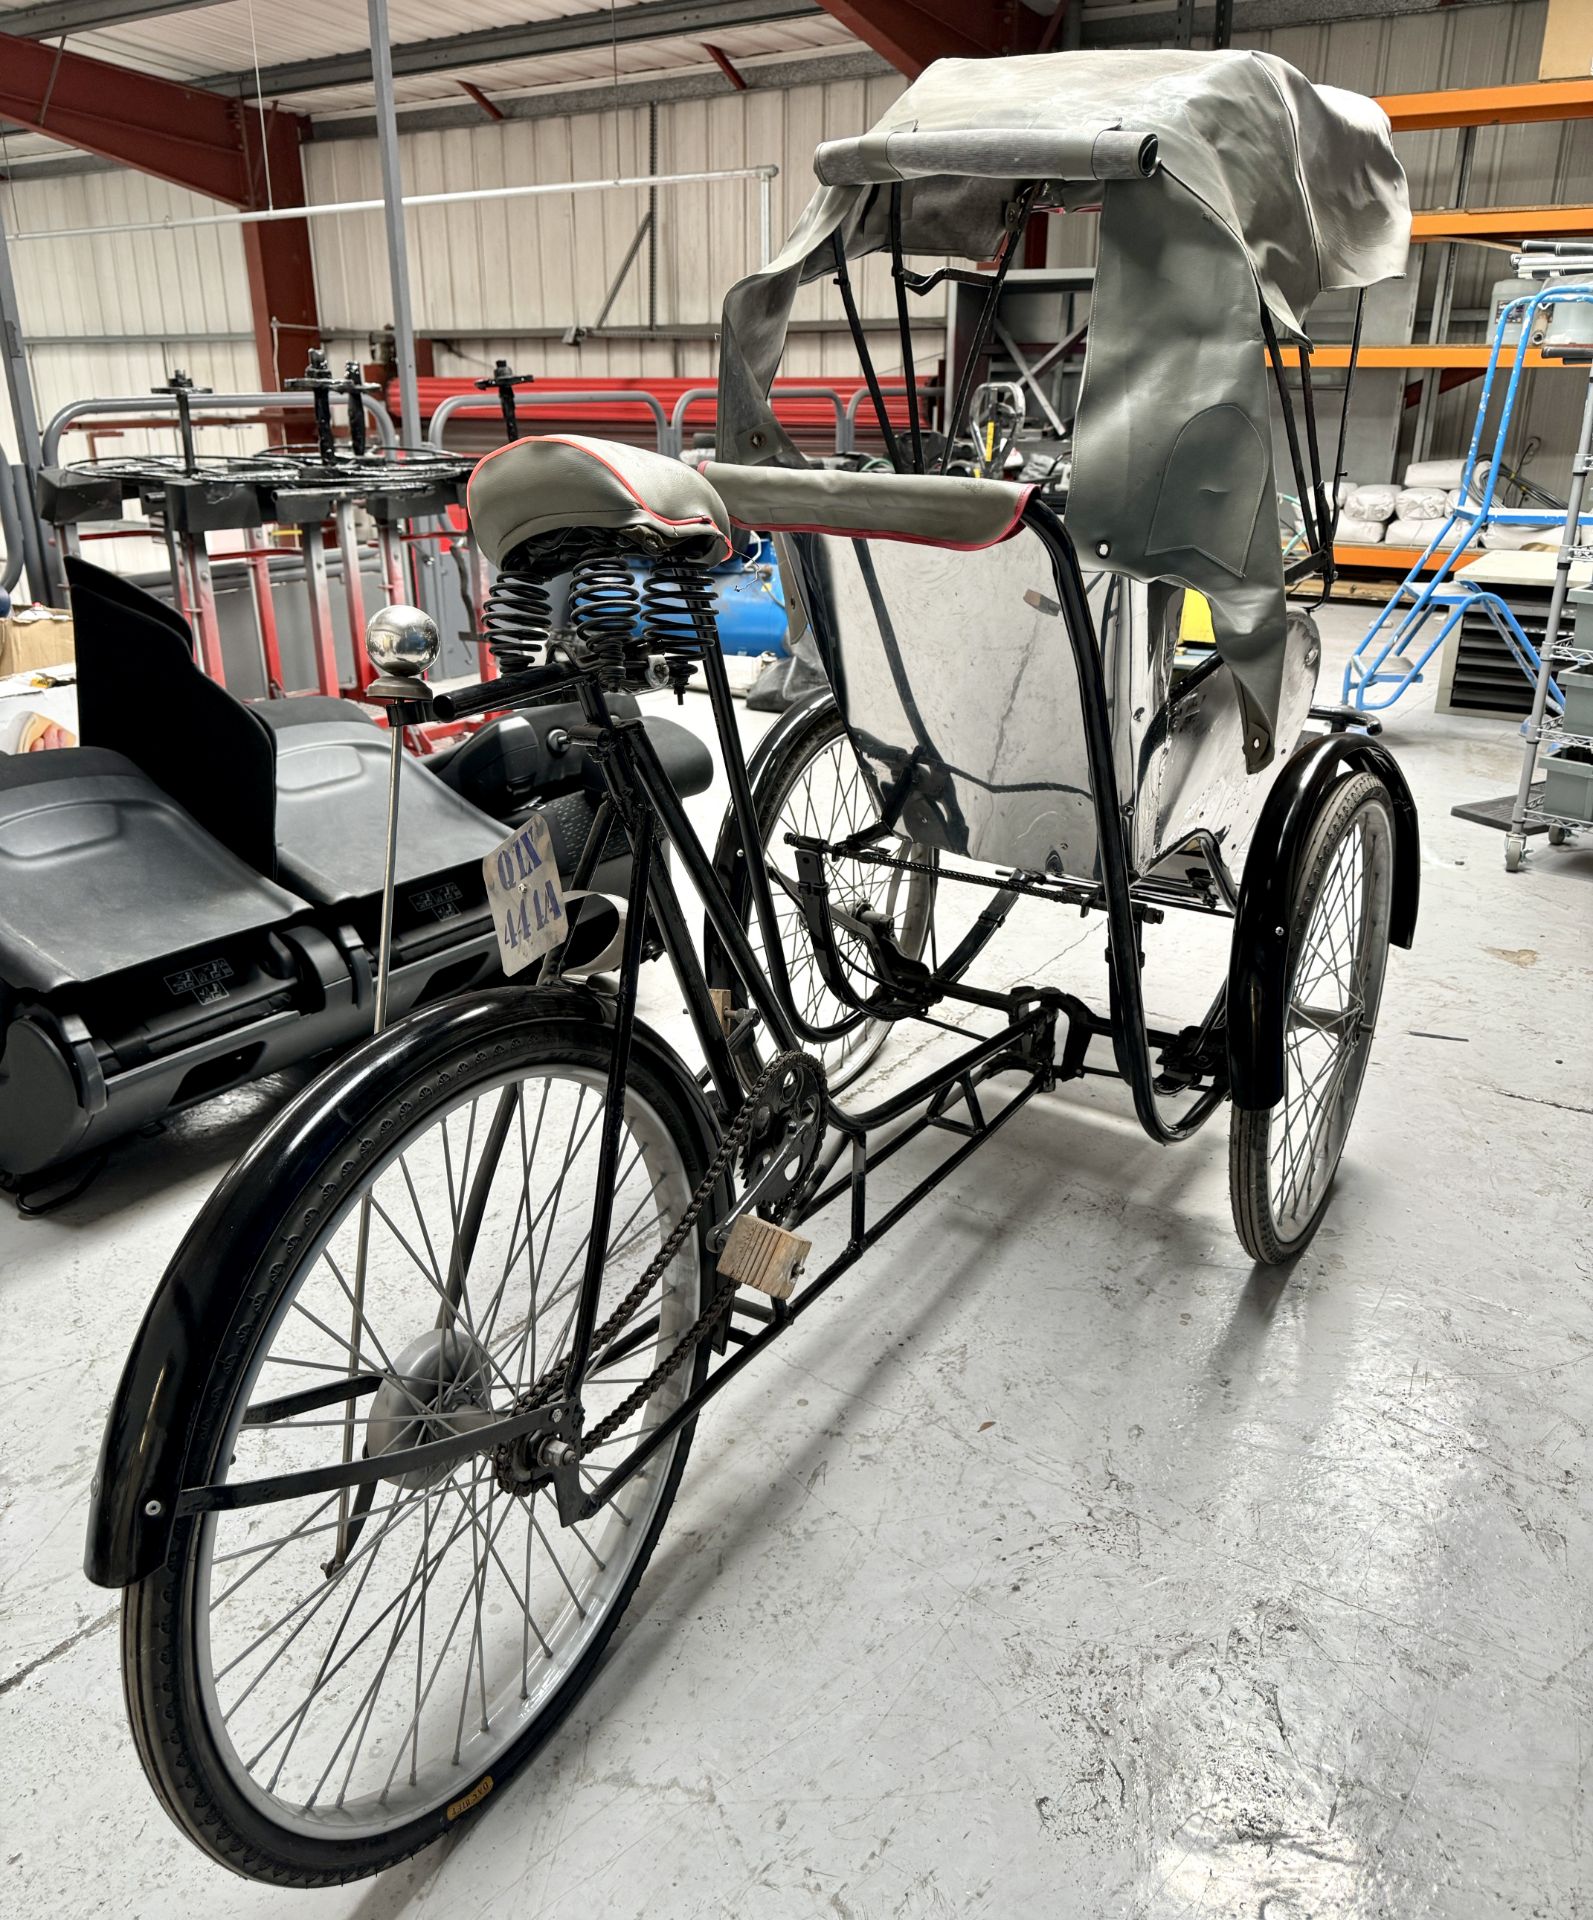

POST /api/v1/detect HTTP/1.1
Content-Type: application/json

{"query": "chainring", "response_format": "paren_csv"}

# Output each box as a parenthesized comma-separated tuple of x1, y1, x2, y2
(738, 1051, 826, 1216)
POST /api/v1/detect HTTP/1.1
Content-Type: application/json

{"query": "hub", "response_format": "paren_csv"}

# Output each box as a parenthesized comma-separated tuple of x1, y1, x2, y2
(365, 1326, 496, 1488)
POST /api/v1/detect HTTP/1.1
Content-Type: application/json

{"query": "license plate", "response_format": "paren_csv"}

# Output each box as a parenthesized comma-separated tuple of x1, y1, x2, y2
(483, 814, 567, 977)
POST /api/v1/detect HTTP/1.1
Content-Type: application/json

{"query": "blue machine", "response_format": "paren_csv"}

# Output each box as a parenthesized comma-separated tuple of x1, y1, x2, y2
(709, 533, 789, 657)
(622, 534, 787, 660)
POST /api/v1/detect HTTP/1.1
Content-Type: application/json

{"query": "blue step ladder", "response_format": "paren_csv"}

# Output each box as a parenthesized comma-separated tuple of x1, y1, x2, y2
(1341, 269, 1593, 716)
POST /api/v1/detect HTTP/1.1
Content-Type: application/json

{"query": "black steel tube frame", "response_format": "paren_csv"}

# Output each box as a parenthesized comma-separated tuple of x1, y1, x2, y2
(832, 234, 905, 473)
(521, 496, 1233, 1525)
(889, 185, 926, 474)
(160, 503, 1246, 1532)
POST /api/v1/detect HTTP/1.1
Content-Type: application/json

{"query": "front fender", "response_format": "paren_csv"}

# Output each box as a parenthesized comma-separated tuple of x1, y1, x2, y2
(1227, 732, 1419, 1112)
(85, 983, 722, 1589)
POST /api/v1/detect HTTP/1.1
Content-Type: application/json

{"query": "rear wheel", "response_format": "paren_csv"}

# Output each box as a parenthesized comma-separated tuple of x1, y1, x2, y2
(1230, 772, 1395, 1264)
(121, 1007, 714, 1885)
(724, 697, 936, 1091)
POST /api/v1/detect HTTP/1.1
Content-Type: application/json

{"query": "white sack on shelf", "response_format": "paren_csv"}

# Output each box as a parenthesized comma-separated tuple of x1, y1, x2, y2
(1344, 483, 1397, 522)
(1403, 457, 1466, 489)
(1388, 516, 1464, 548)
(1335, 517, 1387, 544)
(1482, 522, 1565, 551)
(1396, 486, 1450, 521)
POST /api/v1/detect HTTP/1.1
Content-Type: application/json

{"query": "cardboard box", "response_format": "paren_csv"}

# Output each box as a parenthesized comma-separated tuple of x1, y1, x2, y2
(0, 607, 75, 678)
(1541, 0, 1592, 79)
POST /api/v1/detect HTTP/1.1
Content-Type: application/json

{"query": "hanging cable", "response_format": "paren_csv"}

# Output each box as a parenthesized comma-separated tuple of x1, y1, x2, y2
(247, 0, 276, 211)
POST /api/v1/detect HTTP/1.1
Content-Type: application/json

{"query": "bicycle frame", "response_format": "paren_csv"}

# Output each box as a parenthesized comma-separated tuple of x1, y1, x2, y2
(427, 497, 1238, 1532)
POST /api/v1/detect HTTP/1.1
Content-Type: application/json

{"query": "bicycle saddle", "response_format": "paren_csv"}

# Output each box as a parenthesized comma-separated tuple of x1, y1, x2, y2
(467, 433, 732, 571)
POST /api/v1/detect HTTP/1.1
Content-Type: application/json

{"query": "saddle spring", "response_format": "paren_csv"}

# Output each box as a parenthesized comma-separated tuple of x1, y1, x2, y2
(567, 554, 721, 698)
(481, 571, 552, 672)
(642, 561, 720, 701)
(569, 555, 644, 690)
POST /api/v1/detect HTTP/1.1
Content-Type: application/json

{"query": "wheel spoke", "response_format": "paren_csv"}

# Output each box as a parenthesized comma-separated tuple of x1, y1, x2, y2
(1256, 802, 1389, 1242)
(176, 1057, 705, 1847)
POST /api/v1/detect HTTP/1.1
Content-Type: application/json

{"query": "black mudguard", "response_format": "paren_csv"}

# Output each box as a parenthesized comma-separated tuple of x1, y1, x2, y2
(1227, 730, 1419, 1112)
(85, 982, 724, 1590)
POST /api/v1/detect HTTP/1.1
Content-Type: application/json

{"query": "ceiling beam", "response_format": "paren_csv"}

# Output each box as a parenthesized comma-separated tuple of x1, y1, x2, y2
(811, 1, 1043, 76)
(1082, 0, 1505, 43)
(0, 49, 892, 164)
(0, 28, 290, 201)
(0, 28, 318, 388)
(207, 0, 826, 100)
(3, 0, 217, 35)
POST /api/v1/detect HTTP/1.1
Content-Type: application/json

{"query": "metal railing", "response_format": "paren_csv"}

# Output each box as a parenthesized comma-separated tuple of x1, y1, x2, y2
(428, 381, 944, 462)
(41, 388, 397, 466)
(426, 388, 671, 452)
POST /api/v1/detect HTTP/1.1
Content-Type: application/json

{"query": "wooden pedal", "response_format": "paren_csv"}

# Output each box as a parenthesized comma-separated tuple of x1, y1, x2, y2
(716, 1215, 811, 1301)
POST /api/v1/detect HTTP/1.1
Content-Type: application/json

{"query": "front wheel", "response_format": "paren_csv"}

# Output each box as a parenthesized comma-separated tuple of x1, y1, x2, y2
(120, 998, 716, 1885)
(720, 696, 936, 1092)
(1229, 772, 1395, 1264)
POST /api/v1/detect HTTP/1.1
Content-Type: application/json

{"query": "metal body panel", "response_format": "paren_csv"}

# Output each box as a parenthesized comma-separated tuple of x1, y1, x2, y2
(782, 524, 1319, 886)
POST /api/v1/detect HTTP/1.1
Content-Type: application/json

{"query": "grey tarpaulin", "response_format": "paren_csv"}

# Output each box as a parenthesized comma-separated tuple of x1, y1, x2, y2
(714, 49, 1409, 769)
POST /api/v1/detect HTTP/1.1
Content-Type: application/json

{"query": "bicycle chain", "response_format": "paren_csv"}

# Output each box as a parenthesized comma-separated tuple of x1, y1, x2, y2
(494, 1046, 821, 1490)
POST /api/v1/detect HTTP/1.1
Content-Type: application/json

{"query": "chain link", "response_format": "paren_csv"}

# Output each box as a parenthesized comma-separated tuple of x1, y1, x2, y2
(495, 1046, 820, 1488)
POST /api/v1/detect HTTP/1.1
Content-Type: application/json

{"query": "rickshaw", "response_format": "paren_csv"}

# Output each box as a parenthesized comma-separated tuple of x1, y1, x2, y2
(85, 49, 1418, 1885)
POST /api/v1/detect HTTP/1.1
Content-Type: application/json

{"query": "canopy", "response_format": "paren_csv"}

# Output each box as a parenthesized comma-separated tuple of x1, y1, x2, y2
(715, 49, 1410, 768)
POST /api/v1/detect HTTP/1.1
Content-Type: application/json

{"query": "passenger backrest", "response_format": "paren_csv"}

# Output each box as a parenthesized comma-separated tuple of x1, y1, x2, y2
(66, 557, 280, 878)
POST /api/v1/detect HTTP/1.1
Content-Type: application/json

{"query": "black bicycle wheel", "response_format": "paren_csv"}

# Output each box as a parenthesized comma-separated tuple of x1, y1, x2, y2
(120, 993, 717, 1885)
(720, 696, 936, 1091)
(1230, 772, 1395, 1263)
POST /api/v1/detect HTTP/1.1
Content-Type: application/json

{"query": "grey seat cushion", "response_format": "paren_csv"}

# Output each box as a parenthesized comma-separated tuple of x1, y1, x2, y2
(703, 462, 1031, 551)
(269, 718, 506, 908)
(0, 748, 306, 993)
(468, 433, 733, 570)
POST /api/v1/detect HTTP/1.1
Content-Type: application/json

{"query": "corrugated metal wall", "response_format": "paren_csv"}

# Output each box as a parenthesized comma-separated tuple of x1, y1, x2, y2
(0, 170, 267, 574)
(302, 65, 928, 390)
(3, 1, 1591, 500)
(0, 171, 263, 449)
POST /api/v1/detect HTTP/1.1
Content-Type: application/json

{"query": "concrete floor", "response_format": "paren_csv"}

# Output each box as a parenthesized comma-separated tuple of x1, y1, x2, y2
(2, 604, 1590, 1917)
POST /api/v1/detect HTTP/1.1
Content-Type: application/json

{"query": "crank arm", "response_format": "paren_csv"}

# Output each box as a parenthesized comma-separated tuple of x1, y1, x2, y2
(705, 1123, 825, 1255)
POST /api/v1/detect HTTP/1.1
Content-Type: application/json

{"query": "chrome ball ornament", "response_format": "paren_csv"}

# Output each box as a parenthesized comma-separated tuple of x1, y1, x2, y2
(364, 603, 440, 679)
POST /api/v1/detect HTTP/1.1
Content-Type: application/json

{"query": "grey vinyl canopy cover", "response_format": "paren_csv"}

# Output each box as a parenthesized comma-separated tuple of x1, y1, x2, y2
(714, 49, 1411, 768)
